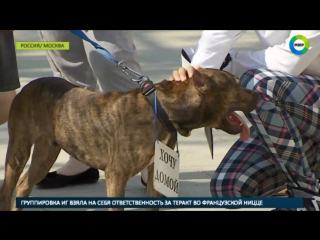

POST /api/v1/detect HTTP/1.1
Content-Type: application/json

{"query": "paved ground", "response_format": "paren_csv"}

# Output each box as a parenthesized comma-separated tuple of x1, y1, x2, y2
(0, 30, 270, 211)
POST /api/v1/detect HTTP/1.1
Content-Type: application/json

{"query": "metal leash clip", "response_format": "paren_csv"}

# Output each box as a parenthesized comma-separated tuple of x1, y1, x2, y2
(117, 60, 155, 96)
(117, 61, 143, 81)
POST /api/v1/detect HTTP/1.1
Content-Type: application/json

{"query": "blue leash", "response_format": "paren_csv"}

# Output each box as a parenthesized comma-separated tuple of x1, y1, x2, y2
(70, 30, 118, 64)
(70, 30, 144, 82)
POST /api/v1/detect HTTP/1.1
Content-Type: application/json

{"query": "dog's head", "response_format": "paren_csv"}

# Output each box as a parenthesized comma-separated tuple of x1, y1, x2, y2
(160, 68, 258, 138)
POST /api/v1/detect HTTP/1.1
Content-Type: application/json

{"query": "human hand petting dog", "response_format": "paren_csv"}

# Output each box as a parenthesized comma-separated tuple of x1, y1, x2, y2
(168, 65, 201, 81)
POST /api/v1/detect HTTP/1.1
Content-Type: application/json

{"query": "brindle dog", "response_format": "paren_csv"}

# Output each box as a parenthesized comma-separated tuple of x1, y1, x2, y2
(0, 68, 258, 211)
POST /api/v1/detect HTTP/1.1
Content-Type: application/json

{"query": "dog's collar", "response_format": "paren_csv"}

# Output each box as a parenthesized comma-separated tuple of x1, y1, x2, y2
(139, 77, 177, 133)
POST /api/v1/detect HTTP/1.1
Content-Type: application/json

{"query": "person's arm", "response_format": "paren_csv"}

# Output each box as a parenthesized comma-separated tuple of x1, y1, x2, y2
(191, 30, 247, 68)
(263, 30, 320, 75)
(225, 31, 320, 77)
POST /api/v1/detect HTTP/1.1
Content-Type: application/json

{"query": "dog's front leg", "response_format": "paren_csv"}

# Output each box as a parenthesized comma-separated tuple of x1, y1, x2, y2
(105, 170, 128, 211)
(146, 162, 162, 211)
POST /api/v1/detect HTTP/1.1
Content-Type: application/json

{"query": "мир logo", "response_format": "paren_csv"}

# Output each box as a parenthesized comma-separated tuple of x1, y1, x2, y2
(289, 35, 309, 55)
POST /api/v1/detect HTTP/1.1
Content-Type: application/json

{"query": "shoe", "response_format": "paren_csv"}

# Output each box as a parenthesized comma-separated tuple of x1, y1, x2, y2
(272, 187, 320, 211)
(36, 168, 99, 189)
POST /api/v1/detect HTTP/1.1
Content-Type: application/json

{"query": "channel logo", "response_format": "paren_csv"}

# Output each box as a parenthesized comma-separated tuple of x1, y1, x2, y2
(289, 35, 309, 55)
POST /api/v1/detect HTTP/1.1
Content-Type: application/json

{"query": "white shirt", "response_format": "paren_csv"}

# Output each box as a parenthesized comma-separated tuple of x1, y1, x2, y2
(191, 30, 320, 78)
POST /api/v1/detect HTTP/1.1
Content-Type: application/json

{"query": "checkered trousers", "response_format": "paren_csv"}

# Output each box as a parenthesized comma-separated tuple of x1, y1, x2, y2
(210, 69, 320, 197)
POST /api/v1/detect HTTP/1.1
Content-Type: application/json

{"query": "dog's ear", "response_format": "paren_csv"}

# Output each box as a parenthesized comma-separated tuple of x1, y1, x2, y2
(191, 70, 207, 93)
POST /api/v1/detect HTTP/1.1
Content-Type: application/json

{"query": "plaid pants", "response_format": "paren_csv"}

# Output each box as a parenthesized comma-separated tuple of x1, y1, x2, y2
(211, 69, 320, 197)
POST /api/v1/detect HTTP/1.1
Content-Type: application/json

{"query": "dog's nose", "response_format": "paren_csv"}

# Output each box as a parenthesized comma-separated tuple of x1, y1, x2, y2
(245, 89, 259, 113)
(232, 88, 259, 113)
(248, 91, 259, 112)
